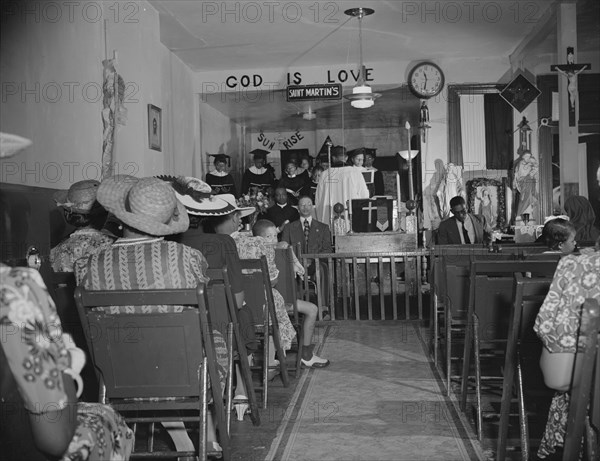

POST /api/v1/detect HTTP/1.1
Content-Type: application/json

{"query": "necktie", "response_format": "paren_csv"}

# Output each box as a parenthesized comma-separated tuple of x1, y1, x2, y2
(304, 219, 310, 251)
(461, 221, 471, 244)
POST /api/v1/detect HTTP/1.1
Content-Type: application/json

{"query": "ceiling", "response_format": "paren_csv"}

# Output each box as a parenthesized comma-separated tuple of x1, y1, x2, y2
(150, 0, 599, 132)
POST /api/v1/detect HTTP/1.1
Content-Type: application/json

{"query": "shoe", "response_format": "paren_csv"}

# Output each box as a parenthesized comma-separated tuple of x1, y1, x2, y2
(300, 354, 330, 368)
(207, 441, 223, 458)
(232, 395, 249, 421)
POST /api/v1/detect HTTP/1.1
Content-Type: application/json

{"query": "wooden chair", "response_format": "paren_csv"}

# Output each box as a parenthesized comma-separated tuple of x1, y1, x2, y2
(496, 273, 553, 461)
(562, 297, 600, 461)
(239, 256, 290, 409)
(205, 267, 260, 427)
(274, 247, 303, 377)
(460, 260, 557, 440)
(74, 284, 230, 461)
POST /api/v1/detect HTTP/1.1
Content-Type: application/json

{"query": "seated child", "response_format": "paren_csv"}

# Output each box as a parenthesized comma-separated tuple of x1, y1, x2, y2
(252, 220, 330, 368)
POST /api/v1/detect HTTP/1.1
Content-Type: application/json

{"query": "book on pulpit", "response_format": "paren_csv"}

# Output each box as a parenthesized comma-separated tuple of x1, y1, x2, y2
(351, 197, 394, 233)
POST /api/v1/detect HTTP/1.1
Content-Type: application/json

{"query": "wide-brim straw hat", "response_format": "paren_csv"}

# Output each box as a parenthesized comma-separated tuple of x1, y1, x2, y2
(54, 180, 101, 214)
(0, 132, 32, 158)
(97, 175, 189, 236)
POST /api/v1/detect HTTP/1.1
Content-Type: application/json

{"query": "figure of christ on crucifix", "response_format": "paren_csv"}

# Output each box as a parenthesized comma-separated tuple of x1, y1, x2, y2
(551, 47, 590, 127)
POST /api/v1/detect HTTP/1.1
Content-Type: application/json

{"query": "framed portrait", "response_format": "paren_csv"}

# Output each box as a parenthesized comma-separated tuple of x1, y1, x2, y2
(147, 104, 162, 151)
(466, 178, 507, 230)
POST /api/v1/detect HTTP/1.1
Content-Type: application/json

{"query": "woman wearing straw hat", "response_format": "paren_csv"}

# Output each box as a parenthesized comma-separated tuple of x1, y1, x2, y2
(75, 175, 228, 455)
(50, 180, 114, 272)
(164, 175, 268, 420)
(0, 133, 134, 461)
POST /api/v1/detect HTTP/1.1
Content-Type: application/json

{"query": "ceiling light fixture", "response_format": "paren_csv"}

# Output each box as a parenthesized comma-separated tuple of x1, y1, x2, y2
(343, 7, 380, 109)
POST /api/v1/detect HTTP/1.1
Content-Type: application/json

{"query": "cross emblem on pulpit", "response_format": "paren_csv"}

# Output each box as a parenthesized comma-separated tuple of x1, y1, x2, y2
(551, 47, 590, 127)
(361, 201, 377, 225)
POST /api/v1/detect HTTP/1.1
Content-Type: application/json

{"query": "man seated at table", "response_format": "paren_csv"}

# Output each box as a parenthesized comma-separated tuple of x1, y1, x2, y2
(437, 195, 491, 245)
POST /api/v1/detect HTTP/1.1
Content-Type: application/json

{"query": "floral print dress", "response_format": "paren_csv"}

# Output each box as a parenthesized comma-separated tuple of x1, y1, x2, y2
(231, 232, 296, 351)
(533, 251, 600, 458)
(0, 264, 134, 461)
(50, 228, 114, 272)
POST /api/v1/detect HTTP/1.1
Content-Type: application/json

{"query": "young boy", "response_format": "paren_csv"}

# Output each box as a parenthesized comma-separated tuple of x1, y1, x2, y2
(253, 219, 330, 368)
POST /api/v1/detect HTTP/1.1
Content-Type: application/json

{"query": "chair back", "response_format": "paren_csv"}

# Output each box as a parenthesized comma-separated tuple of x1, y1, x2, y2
(239, 256, 274, 327)
(467, 259, 558, 340)
(274, 247, 299, 324)
(74, 286, 208, 400)
(496, 273, 554, 461)
(563, 297, 600, 461)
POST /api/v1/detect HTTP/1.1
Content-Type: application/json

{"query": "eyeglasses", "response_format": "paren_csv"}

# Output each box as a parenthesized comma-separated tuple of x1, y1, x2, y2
(451, 208, 467, 216)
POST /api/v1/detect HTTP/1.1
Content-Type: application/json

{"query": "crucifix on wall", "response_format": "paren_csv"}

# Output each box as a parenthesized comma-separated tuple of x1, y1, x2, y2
(551, 47, 590, 127)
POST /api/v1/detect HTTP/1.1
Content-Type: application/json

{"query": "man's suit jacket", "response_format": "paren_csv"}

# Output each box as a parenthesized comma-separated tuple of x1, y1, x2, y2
(437, 214, 489, 245)
(262, 203, 299, 228)
(281, 218, 332, 255)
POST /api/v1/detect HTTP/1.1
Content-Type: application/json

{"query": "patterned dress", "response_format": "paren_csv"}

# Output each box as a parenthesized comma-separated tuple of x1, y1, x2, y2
(0, 264, 134, 461)
(75, 237, 229, 389)
(533, 250, 600, 458)
(50, 228, 114, 272)
(231, 232, 296, 351)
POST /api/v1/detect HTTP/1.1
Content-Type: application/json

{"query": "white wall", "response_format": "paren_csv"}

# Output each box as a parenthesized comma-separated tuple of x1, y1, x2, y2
(0, 0, 197, 189)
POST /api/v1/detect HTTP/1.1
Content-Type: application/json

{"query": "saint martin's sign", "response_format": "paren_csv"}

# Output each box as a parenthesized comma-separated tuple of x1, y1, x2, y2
(286, 83, 342, 102)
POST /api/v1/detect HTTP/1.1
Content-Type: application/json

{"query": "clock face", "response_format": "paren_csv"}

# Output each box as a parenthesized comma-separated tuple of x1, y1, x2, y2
(408, 62, 445, 98)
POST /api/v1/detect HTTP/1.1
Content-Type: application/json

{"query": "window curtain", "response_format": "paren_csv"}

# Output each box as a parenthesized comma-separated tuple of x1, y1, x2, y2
(484, 94, 513, 169)
(459, 94, 487, 170)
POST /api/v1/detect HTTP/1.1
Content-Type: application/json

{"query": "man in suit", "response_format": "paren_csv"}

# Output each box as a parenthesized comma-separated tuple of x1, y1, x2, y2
(437, 196, 491, 244)
(262, 187, 299, 233)
(281, 195, 332, 318)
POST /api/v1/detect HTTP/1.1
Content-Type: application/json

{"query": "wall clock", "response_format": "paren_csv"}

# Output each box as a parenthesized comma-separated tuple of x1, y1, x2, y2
(407, 62, 445, 99)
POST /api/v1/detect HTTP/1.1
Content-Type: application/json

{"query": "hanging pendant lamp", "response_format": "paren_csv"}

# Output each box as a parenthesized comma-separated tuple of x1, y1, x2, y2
(343, 7, 381, 109)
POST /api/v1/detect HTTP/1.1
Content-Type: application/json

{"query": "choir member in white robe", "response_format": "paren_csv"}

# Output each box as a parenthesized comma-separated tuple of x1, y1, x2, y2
(315, 145, 369, 227)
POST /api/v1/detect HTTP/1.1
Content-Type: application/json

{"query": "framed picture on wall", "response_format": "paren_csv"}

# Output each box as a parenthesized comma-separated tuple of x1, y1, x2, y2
(148, 104, 162, 151)
(466, 178, 507, 230)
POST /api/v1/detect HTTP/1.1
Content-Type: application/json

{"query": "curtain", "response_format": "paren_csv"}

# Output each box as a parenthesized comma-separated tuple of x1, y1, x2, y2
(484, 94, 512, 169)
(459, 94, 487, 171)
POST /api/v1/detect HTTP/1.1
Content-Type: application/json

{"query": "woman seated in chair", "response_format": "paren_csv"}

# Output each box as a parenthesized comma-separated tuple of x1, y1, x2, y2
(74, 175, 228, 455)
(50, 180, 114, 272)
(1, 264, 134, 461)
(533, 237, 600, 458)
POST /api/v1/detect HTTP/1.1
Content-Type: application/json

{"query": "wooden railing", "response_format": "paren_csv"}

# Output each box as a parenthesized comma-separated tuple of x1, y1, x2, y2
(296, 250, 428, 321)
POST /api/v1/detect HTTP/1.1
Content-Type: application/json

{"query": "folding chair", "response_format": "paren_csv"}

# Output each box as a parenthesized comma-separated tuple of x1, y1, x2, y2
(74, 284, 230, 461)
(240, 256, 290, 409)
(496, 273, 554, 461)
(274, 247, 303, 377)
(460, 260, 558, 440)
(205, 267, 260, 427)
(562, 298, 600, 461)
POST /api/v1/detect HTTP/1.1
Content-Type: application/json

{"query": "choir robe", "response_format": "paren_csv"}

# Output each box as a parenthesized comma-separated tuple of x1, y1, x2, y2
(300, 181, 318, 203)
(241, 166, 276, 196)
(315, 166, 369, 226)
(366, 168, 385, 197)
(205, 171, 237, 196)
(278, 173, 308, 205)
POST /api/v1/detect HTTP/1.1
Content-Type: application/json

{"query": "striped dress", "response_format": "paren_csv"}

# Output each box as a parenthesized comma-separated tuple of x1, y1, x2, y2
(75, 237, 228, 387)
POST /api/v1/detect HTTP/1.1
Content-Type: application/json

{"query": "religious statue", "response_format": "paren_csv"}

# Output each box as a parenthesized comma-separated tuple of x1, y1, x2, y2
(513, 150, 539, 218)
